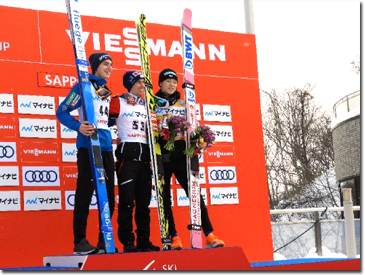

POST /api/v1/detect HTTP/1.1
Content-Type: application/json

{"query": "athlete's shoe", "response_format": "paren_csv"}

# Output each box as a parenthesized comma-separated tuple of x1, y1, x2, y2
(137, 241, 160, 252)
(171, 236, 183, 250)
(74, 239, 99, 255)
(205, 233, 225, 248)
(123, 242, 138, 253)
(97, 241, 105, 253)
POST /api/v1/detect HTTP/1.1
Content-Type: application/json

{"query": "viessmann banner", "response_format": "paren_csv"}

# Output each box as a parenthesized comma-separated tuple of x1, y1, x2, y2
(0, 5, 272, 268)
(0, 6, 258, 77)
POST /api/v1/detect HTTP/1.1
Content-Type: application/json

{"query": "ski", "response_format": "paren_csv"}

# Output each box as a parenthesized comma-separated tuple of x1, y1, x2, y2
(181, 8, 203, 249)
(135, 14, 171, 250)
(65, 0, 115, 253)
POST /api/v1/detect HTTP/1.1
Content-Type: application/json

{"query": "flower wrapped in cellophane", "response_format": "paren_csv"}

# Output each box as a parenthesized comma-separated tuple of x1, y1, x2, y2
(160, 115, 191, 151)
(184, 124, 215, 158)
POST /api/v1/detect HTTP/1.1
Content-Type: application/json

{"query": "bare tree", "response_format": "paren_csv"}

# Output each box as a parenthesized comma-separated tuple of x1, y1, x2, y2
(261, 84, 339, 221)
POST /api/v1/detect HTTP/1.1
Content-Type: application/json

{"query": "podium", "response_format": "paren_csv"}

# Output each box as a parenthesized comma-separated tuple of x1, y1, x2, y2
(44, 246, 250, 270)
(43, 246, 360, 271)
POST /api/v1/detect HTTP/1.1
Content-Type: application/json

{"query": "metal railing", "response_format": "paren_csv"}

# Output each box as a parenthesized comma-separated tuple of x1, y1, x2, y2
(333, 90, 360, 119)
(270, 206, 360, 215)
(270, 204, 360, 258)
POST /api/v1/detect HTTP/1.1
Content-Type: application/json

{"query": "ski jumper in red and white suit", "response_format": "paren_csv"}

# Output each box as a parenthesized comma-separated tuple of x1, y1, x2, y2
(109, 93, 153, 247)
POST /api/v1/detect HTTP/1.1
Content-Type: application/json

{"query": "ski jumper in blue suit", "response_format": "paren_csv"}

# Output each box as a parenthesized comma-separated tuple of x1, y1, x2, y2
(56, 73, 115, 249)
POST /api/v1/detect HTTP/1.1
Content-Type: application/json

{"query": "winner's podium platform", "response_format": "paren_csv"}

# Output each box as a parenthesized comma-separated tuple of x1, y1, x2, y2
(44, 246, 249, 270)
(42, 246, 360, 271)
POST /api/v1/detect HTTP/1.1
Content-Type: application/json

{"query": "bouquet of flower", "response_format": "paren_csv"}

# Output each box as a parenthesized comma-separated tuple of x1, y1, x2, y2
(160, 115, 190, 151)
(184, 124, 216, 158)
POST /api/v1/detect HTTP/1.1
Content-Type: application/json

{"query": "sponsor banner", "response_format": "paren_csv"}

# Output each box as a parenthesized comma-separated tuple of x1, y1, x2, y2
(176, 188, 207, 206)
(19, 118, 57, 138)
(20, 142, 59, 163)
(17, 95, 55, 115)
(0, 94, 14, 114)
(0, 141, 17, 162)
(203, 105, 232, 122)
(22, 166, 60, 187)
(208, 166, 237, 184)
(60, 124, 77, 139)
(63, 166, 78, 186)
(65, 190, 98, 210)
(206, 145, 236, 163)
(0, 166, 19, 186)
(39, 10, 258, 78)
(210, 187, 239, 205)
(199, 166, 206, 184)
(150, 189, 173, 208)
(58, 97, 79, 117)
(0, 191, 21, 211)
(206, 125, 233, 143)
(37, 72, 77, 88)
(62, 143, 77, 162)
(24, 190, 62, 211)
(0, 117, 16, 138)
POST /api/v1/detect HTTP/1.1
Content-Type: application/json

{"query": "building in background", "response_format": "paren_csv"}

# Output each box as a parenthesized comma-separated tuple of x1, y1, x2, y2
(331, 90, 360, 215)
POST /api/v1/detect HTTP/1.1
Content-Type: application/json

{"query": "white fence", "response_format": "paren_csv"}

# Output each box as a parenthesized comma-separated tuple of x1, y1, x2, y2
(270, 206, 360, 258)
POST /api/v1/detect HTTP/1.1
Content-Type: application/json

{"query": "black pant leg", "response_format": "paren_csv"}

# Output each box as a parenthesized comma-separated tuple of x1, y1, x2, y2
(162, 162, 177, 237)
(73, 148, 94, 245)
(135, 161, 152, 244)
(116, 160, 136, 245)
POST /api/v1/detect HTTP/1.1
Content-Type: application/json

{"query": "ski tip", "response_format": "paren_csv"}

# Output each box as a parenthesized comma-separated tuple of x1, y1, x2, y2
(183, 8, 192, 17)
(183, 9, 192, 29)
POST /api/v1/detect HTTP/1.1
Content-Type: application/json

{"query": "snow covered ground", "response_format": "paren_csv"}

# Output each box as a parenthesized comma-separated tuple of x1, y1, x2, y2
(274, 246, 360, 260)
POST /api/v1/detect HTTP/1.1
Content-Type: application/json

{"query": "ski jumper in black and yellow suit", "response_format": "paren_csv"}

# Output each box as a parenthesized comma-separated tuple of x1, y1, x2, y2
(155, 89, 213, 238)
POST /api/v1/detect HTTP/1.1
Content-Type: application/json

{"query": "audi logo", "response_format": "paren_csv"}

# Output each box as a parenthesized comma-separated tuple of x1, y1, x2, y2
(0, 146, 15, 158)
(25, 170, 58, 183)
(67, 194, 97, 207)
(210, 169, 235, 181)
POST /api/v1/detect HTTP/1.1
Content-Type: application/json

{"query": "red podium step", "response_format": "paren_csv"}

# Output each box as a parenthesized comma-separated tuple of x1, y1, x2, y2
(44, 246, 250, 270)
(43, 247, 360, 271)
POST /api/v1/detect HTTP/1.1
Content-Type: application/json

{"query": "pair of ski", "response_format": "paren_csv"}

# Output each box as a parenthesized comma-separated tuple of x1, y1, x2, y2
(66, 0, 201, 252)
(136, 10, 203, 250)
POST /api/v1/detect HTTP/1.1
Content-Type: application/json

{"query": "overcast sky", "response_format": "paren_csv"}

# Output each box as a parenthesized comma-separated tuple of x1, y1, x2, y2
(0, 0, 360, 113)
